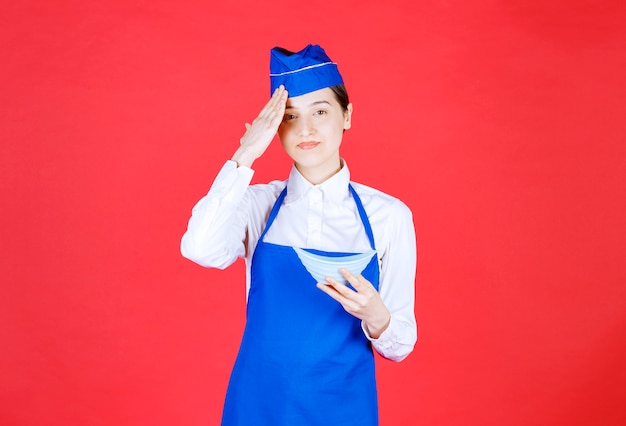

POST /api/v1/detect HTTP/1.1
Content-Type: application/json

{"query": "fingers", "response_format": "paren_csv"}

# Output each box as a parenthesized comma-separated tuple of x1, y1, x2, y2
(339, 268, 365, 290)
(317, 269, 381, 309)
(257, 85, 288, 124)
(317, 270, 391, 337)
(247, 86, 287, 137)
(236, 86, 288, 162)
(319, 270, 369, 307)
(318, 269, 372, 298)
(316, 280, 360, 312)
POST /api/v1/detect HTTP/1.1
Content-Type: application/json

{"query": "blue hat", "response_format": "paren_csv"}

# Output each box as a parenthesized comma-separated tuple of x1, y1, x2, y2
(270, 44, 344, 97)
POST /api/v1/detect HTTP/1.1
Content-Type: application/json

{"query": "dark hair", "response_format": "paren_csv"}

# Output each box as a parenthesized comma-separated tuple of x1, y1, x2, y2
(329, 84, 350, 112)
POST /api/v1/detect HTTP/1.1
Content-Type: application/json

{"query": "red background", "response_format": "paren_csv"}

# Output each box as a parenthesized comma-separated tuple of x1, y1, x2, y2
(2, 1, 625, 425)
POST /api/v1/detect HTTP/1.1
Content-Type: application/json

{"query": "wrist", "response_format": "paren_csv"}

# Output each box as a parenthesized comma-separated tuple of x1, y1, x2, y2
(366, 313, 391, 339)
(231, 146, 258, 168)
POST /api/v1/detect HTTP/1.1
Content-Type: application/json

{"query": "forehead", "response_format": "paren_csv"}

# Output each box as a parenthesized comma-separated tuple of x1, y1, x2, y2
(285, 87, 337, 109)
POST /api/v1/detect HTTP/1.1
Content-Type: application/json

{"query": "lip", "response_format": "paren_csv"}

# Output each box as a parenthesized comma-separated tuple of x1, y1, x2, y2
(297, 141, 320, 150)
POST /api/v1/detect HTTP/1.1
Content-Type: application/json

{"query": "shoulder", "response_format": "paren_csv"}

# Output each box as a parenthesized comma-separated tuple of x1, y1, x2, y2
(350, 181, 413, 220)
(245, 179, 287, 205)
(350, 181, 415, 254)
(239, 179, 287, 239)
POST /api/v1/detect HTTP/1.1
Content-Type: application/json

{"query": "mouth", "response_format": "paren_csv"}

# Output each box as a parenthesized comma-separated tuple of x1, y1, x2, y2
(297, 141, 320, 150)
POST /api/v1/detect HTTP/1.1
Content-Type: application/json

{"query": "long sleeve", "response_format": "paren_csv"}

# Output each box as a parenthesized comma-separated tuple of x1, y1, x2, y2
(366, 198, 417, 362)
(180, 161, 255, 269)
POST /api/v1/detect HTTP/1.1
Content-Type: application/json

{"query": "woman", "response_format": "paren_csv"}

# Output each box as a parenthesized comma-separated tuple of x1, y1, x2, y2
(181, 44, 417, 426)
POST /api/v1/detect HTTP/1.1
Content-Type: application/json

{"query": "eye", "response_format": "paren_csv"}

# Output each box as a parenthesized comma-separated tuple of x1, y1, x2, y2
(314, 110, 327, 116)
(283, 113, 297, 121)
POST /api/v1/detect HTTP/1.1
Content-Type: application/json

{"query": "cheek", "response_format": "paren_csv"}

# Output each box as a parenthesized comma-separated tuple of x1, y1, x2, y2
(277, 122, 292, 139)
(277, 128, 290, 150)
(276, 126, 286, 142)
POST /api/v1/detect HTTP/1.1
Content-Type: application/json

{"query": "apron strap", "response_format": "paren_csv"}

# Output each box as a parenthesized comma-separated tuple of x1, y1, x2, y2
(259, 187, 288, 242)
(349, 184, 376, 250)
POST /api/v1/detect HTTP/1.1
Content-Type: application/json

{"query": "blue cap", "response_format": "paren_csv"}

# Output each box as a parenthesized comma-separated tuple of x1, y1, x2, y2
(270, 44, 344, 97)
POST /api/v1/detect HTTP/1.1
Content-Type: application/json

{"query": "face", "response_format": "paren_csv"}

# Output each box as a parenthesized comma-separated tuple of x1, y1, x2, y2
(278, 87, 352, 183)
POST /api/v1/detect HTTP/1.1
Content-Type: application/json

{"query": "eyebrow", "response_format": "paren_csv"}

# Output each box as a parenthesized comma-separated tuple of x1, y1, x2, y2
(285, 100, 332, 110)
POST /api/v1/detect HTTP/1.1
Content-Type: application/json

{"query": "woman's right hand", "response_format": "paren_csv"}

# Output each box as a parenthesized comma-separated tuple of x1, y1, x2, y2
(232, 85, 288, 168)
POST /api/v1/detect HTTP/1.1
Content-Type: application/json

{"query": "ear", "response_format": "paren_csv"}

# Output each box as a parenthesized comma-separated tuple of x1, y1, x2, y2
(343, 103, 353, 130)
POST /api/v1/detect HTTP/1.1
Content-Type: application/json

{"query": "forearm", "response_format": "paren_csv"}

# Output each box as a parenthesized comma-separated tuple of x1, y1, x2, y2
(232, 145, 262, 169)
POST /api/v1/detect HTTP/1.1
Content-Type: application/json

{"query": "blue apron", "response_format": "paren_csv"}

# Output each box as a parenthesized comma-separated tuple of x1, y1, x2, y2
(221, 184, 380, 426)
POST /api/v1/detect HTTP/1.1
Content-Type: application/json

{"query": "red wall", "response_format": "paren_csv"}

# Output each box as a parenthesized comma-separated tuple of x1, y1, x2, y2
(2, 1, 625, 425)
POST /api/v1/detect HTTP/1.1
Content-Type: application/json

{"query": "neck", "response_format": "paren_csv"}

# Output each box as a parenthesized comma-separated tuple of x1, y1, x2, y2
(296, 159, 343, 185)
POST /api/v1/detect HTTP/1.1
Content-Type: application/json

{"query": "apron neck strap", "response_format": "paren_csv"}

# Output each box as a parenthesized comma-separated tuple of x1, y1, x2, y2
(259, 187, 288, 242)
(349, 184, 376, 250)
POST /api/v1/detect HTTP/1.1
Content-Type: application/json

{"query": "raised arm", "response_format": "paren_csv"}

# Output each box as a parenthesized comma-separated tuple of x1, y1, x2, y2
(180, 86, 288, 268)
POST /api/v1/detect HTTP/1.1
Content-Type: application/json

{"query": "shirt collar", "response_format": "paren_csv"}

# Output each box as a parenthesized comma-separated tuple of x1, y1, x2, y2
(285, 160, 351, 204)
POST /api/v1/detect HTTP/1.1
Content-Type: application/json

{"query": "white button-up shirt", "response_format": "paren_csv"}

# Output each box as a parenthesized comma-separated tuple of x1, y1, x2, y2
(181, 160, 417, 361)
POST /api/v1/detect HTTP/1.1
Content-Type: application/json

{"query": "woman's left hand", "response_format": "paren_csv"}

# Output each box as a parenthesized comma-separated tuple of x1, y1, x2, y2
(317, 268, 391, 339)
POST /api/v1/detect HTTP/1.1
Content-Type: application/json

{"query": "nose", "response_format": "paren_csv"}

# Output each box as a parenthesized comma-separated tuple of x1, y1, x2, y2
(297, 116, 315, 138)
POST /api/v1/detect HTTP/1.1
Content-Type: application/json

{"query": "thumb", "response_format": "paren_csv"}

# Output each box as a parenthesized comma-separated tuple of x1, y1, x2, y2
(240, 123, 252, 145)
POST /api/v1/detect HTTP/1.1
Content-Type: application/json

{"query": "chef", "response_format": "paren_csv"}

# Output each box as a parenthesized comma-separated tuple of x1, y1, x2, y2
(181, 44, 417, 426)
